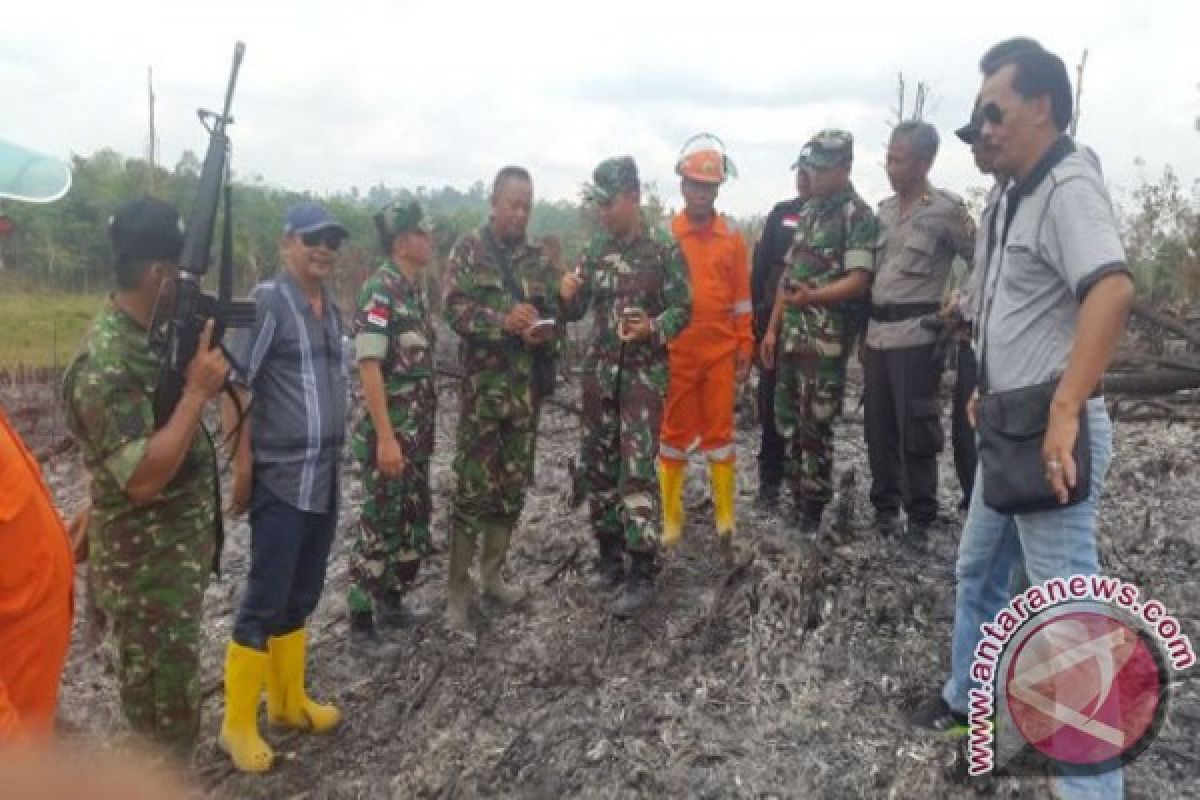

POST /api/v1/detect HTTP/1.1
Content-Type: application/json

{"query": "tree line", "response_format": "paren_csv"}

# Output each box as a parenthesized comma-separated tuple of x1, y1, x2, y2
(0, 147, 1194, 305)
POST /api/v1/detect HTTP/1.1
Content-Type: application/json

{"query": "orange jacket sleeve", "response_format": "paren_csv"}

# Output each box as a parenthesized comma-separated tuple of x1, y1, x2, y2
(0, 680, 19, 741)
(732, 231, 753, 358)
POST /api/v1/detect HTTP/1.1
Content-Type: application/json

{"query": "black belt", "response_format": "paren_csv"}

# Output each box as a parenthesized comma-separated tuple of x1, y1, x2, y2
(869, 302, 941, 323)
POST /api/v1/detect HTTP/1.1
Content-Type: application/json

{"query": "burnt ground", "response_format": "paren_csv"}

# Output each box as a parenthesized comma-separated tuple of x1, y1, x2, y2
(30, 365, 1200, 799)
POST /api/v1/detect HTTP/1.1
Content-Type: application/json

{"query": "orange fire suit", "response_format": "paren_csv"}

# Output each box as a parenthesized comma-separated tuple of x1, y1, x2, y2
(661, 212, 753, 465)
(0, 410, 73, 741)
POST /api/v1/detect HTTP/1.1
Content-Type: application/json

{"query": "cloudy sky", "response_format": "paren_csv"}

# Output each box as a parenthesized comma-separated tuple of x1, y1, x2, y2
(4, 1, 1197, 219)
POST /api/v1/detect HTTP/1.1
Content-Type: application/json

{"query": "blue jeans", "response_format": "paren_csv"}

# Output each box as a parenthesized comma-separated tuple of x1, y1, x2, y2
(232, 479, 338, 651)
(943, 399, 1122, 799)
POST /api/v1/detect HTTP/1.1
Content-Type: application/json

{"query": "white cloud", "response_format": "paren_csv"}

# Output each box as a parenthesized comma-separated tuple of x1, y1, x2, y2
(3, 0, 1197, 218)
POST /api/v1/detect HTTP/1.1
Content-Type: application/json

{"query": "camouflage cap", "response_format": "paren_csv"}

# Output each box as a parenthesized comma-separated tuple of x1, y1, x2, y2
(374, 201, 431, 254)
(583, 156, 639, 204)
(388, 201, 433, 235)
(790, 143, 816, 170)
(803, 129, 854, 169)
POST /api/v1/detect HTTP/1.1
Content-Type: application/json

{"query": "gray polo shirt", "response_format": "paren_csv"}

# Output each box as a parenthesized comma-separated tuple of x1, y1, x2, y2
(979, 137, 1129, 393)
(866, 186, 976, 350)
(233, 271, 348, 513)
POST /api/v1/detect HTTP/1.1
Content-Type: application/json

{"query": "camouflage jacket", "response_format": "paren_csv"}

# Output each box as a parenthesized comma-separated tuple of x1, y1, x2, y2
(62, 301, 216, 575)
(443, 225, 561, 421)
(780, 184, 879, 359)
(352, 260, 437, 463)
(563, 222, 692, 396)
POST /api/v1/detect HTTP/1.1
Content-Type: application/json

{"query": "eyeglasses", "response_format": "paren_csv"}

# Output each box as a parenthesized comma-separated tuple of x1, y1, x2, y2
(299, 229, 345, 250)
(981, 102, 1006, 126)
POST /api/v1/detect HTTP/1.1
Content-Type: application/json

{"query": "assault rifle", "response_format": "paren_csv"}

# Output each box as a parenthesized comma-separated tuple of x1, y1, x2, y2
(150, 42, 256, 426)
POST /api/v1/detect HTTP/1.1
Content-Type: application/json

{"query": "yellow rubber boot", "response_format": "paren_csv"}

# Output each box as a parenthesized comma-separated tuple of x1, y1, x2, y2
(711, 460, 737, 565)
(266, 629, 341, 733)
(710, 460, 737, 538)
(659, 459, 685, 548)
(219, 642, 275, 773)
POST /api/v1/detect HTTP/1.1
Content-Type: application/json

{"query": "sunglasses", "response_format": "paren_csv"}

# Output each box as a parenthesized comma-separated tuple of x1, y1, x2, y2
(299, 229, 345, 250)
(981, 102, 1006, 126)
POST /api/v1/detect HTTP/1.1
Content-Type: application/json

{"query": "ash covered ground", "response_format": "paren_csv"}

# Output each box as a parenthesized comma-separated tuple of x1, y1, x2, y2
(29, 365, 1200, 799)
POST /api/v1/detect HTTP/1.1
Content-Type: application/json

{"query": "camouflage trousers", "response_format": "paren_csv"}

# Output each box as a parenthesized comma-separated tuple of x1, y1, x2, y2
(581, 365, 664, 554)
(90, 520, 213, 758)
(348, 460, 432, 614)
(451, 398, 538, 537)
(774, 352, 847, 509)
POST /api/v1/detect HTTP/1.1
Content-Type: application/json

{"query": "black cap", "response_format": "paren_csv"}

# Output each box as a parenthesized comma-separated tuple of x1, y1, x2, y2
(956, 99, 983, 145)
(109, 196, 185, 264)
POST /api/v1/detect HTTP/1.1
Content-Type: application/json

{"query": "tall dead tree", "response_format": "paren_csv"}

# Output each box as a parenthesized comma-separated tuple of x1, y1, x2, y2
(146, 67, 157, 192)
(892, 72, 932, 124)
(1070, 49, 1088, 137)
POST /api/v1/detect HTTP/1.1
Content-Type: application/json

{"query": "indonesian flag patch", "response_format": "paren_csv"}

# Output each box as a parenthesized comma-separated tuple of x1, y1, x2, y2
(365, 293, 390, 329)
(782, 214, 799, 229)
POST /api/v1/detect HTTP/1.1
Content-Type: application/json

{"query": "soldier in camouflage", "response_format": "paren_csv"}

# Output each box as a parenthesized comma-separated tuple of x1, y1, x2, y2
(347, 202, 438, 652)
(761, 131, 879, 535)
(63, 196, 230, 759)
(443, 165, 562, 633)
(560, 156, 692, 618)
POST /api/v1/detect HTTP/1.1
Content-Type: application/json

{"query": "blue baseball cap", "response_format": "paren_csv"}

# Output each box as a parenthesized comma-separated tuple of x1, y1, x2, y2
(283, 202, 349, 237)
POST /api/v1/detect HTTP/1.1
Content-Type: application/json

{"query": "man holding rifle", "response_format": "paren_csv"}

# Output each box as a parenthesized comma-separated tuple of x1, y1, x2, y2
(63, 196, 230, 759)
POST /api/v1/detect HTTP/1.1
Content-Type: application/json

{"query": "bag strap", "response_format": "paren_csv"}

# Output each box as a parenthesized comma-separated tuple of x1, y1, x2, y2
(977, 185, 1019, 395)
(481, 227, 525, 304)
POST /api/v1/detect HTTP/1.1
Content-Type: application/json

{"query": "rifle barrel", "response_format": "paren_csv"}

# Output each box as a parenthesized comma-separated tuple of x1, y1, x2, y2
(222, 42, 245, 123)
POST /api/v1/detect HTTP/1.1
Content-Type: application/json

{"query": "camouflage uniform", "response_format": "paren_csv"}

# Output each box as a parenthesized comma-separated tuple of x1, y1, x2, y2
(564, 222, 692, 553)
(63, 302, 216, 756)
(443, 226, 561, 536)
(775, 184, 878, 510)
(348, 261, 437, 614)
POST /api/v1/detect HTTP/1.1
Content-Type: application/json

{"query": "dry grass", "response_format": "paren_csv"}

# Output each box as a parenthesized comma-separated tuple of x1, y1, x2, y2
(0, 287, 103, 368)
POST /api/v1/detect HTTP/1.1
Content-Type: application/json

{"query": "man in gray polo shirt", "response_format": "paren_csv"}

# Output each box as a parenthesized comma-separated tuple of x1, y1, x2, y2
(218, 202, 349, 773)
(865, 121, 975, 542)
(910, 39, 1133, 800)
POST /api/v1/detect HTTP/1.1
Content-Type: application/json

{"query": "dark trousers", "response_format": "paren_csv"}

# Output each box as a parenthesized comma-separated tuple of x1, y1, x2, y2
(951, 339, 978, 510)
(233, 479, 338, 651)
(756, 366, 785, 488)
(864, 344, 944, 525)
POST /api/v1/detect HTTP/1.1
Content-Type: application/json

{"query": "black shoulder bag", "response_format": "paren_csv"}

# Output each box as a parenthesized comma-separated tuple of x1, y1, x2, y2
(975, 192, 1091, 514)
(483, 230, 558, 400)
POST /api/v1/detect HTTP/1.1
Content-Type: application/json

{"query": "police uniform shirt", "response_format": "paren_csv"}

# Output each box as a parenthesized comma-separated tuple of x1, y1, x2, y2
(866, 186, 976, 350)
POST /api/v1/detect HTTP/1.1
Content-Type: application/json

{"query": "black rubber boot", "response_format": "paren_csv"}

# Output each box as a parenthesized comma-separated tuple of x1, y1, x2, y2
(377, 589, 433, 629)
(611, 553, 656, 619)
(792, 502, 824, 536)
(875, 511, 903, 538)
(905, 518, 930, 545)
(348, 611, 401, 658)
(753, 482, 781, 512)
(589, 535, 626, 591)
